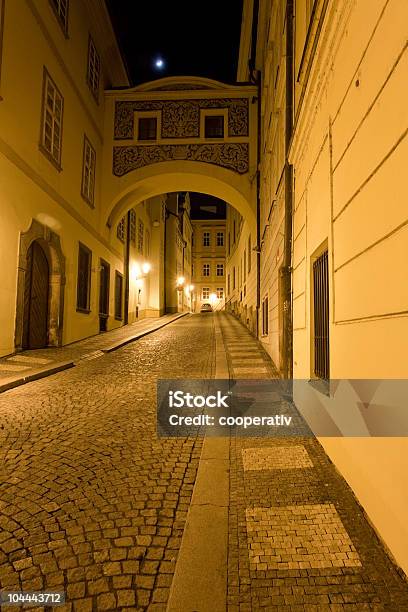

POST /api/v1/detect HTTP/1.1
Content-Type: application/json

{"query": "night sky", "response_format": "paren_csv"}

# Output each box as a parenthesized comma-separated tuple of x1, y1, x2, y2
(105, 0, 244, 86)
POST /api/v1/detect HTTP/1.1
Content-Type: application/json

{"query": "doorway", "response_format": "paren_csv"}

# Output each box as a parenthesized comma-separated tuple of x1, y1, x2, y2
(99, 259, 110, 332)
(22, 241, 50, 349)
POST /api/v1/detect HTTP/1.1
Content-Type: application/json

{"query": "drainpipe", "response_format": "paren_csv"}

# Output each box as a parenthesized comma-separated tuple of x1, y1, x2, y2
(281, 0, 294, 379)
(249, 0, 260, 337)
(124, 209, 131, 325)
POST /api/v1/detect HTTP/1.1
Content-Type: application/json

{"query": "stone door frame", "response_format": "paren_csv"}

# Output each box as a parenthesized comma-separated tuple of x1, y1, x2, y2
(15, 218, 66, 350)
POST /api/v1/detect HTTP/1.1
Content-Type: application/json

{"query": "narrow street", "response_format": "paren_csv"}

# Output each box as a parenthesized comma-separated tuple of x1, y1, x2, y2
(1, 314, 407, 611)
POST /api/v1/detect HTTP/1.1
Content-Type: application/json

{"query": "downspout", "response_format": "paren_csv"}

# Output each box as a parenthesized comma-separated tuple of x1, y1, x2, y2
(249, 0, 260, 337)
(282, 0, 294, 378)
(124, 209, 131, 325)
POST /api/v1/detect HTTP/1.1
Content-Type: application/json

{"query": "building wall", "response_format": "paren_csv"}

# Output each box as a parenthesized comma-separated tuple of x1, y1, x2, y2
(192, 219, 226, 312)
(290, 0, 408, 574)
(225, 206, 257, 333)
(0, 0, 128, 356)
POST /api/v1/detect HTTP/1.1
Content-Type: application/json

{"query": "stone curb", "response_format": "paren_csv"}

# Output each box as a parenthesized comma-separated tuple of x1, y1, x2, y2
(0, 312, 190, 394)
(167, 314, 230, 612)
(100, 312, 189, 352)
(0, 360, 75, 393)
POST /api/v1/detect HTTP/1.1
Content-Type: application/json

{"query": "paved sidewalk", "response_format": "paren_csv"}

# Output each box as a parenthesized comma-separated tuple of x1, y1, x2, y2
(218, 312, 408, 610)
(0, 314, 187, 393)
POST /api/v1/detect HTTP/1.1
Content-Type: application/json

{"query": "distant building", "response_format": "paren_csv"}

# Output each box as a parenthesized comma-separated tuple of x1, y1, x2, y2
(191, 204, 226, 313)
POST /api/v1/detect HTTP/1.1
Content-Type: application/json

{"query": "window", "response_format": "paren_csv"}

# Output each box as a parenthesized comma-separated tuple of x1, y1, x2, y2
(216, 263, 224, 276)
(40, 70, 63, 168)
(81, 135, 96, 205)
(114, 271, 123, 320)
(145, 229, 150, 257)
(76, 243, 91, 312)
(204, 115, 224, 138)
(129, 209, 136, 244)
(262, 296, 269, 336)
(49, 0, 68, 35)
(248, 235, 252, 273)
(138, 117, 157, 140)
(216, 232, 224, 246)
(87, 36, 100, 100)
(117, 217, 125, 243)
(137, 219, 144, 253)
(203, 231, 210, 247)
(202, 287, 210, 300)
(313, 249, 329, 379)
(203, 263, 210, 277)
(227, 274, 230, 295)
(216, 287, 224, 299)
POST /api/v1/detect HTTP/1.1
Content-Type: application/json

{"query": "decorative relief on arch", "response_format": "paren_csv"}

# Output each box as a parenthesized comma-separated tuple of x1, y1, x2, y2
(114, 98, 249, 139)
(112, 143, 249, 176)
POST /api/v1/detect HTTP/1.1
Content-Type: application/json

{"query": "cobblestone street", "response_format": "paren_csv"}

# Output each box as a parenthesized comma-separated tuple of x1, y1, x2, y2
(1, 313, 408, 611)
(0, 315, 214, 611)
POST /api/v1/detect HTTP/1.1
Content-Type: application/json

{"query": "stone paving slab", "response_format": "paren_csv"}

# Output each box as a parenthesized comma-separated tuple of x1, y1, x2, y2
(218, 312, 408, 610)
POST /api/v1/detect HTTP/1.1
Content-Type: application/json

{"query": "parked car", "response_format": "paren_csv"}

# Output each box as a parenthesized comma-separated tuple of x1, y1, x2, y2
(200, 303, 213, 313)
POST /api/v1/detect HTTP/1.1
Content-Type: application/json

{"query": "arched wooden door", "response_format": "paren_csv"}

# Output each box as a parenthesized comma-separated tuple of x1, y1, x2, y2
(22, 241, 50, 349)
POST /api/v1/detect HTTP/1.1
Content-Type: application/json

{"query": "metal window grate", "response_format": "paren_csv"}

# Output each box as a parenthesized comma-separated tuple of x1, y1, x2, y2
(313, 250, 329, 379)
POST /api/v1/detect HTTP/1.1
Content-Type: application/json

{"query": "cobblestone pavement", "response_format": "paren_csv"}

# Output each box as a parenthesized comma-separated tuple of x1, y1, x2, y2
(218, 313, 408, 611)
(0, 315, 184, 385)
(0, 314, 215, 611)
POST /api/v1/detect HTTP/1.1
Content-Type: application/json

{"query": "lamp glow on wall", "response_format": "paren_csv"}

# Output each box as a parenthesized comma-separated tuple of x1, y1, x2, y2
(209, 292, 217, 305)
(131, 261, 151, 283)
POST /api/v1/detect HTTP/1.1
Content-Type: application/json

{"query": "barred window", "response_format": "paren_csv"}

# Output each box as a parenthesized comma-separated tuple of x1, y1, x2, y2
(216, 263, 224, 276)
(76, 243, 91, 312)
(40, 70, 63, 168)
(114, 271, 123, 320)
(129, 209, 136, 244)
(145, 229, 150, 257)
(216, 287, 224, 299)
(137, 219, 144, 253)
(81, 135, 96, 205)
(203, 232, 210, 246)
(87, 35, 100, 100)
(202, 287, 210, 300)
(203, 263, 210, 277)
(216, 232, 224, 246)
(49, 0, 68, 34)
(262, 296, 269, 336)
(117, 217, 125, 243)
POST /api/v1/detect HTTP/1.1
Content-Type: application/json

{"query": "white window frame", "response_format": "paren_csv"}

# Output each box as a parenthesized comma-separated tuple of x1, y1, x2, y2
(135, 111, 161, 142)
(202, 287, 210, 300)
(81, 135, 96, 206)
(49, 0, 69, 36)
(200, 108, 228, 139)
(40, 69, 64, 169)
(216, 263, 224, 277)
(87, 35, 100, 101)
(216, 287, 224, 299)
(203, 231, 210, 247)
(216, 231, 224, 247)
(203, 263, 210, 277)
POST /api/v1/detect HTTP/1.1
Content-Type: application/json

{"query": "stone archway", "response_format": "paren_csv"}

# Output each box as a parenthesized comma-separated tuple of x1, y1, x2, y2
(15, 219, 65, 350)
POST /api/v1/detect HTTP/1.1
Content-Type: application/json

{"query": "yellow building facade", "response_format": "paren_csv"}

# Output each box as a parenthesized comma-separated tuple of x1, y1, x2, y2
(238, 0, 408, 573)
